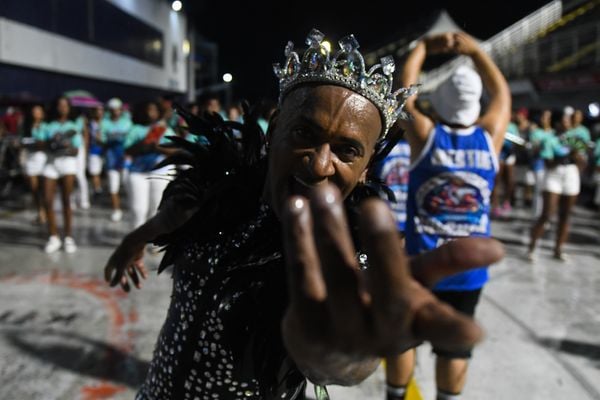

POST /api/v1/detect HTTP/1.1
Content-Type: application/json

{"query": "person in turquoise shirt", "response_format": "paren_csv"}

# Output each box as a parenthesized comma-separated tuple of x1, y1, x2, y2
(526, 109, 554, 217)
(125, 101, 176, 229)
(101, 98, 133, 222)
(21, 104, 49, 224)
(42, 96, 81, 254)
(72, 112, 91, 209)
(528, 109, 582, 262)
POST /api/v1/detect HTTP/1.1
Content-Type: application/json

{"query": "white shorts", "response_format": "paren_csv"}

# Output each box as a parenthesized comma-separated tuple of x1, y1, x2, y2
(88, 154, 103, 175)
(24, 151, 47, 176)
(543, 164, 580, 196)
(43, 156, 78, 179)
(525, 169, 544, 186)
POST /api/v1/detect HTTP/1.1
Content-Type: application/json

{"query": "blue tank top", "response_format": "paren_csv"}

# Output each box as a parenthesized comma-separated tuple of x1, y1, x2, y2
(371, 140, 411, 232)
(406, 124, 498, 291)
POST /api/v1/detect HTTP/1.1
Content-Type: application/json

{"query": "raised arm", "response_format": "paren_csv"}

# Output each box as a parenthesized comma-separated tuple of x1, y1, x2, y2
(454, 33, 511, 152)
(398, 41, 434, 156)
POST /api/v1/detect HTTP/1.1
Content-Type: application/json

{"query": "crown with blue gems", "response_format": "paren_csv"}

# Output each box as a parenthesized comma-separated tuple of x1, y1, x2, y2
(273, 28, 418, 138)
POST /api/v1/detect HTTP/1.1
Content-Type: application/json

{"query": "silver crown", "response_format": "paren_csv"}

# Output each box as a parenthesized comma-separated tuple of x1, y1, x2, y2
(273, 28, 418, 138)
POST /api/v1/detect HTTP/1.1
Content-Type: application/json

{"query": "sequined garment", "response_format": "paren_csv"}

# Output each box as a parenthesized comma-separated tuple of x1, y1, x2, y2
(137, 203, 307, 400)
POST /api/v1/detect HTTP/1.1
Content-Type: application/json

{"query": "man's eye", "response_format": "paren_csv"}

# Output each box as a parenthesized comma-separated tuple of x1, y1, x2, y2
(293, 128, 312, 140)
(334, 145, 360, 162)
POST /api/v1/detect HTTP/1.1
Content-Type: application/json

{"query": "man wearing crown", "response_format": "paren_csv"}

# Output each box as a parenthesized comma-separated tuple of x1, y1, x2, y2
(104, 29, 504, 400)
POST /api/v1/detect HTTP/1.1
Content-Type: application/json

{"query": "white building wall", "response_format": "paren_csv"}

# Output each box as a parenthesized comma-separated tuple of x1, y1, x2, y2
(0, 0, 188, 92)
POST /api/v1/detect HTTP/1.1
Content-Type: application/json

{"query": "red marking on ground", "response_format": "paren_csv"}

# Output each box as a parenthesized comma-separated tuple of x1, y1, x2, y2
(0, 271, 138, 398)
(80, 383, 127, 400)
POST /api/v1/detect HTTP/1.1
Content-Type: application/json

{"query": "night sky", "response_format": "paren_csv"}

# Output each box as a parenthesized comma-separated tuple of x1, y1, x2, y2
(188, 0, 551, 102)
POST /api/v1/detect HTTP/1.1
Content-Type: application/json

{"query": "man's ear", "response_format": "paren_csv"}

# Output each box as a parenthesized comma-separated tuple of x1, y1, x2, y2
(265, 109, 280, 146)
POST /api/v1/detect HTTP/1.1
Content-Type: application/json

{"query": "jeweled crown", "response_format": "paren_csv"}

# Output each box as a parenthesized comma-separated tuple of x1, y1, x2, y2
(273, 29, 418, 138)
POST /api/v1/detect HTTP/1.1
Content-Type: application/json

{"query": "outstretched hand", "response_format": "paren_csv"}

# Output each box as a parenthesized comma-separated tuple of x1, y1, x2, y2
(104, 234, 148, 292)
(281, 185, 503, 381)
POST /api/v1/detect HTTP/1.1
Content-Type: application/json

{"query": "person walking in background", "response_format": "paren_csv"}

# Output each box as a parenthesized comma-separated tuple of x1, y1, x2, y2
(125, 101, 176, 229)
(87, 105, 105, 196)
(21, 104, 49, 224)
(491, 117, 517, 217)
(101, 98, 132, 222)
(394, 31, 510, 400)
(527, 109, 590, 262)
(42, 97, 82, 253)
(526, 109, 554, 218)
(74, 109, 90, 210)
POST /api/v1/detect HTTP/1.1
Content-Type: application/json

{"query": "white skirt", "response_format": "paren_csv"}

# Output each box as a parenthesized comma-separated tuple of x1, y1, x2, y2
(24, 151, 47, 176)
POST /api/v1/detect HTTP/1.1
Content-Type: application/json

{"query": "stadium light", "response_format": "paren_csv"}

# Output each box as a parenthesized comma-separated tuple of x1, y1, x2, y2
(171, 1, 182, 12)
(588, 102, 600, 118)
(222, 73, 233, 83)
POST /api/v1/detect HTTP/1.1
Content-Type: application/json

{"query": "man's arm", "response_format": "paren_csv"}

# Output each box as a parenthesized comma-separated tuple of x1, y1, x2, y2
(398, 40, 435, 159)
(104, 199, 199, 291)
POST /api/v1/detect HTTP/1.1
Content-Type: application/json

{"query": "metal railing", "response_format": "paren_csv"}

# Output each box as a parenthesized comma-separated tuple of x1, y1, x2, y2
(419, 0, 564, 91)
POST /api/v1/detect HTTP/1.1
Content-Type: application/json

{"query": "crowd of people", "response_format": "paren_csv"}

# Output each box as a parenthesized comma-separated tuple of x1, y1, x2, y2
(0, 28, 599, 400)
(0, 94, 276, 254)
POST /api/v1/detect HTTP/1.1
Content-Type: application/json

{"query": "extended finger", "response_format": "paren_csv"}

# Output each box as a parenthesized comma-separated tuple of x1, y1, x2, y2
(120, 275, 131, 293)
(282, 196, 326, 303)
(359, 198, 411, 306)
(104, 263, 114, 283)
(110, 265, 125, 287)
(128, 266, 142, 289)
(410, 238, 504, 288)
(135, 261, 149, 280)
(309, 185, 364, 316)
(413, 299, 483, 352)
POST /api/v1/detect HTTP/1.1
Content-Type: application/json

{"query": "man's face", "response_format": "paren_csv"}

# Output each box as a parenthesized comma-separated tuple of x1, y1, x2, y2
(110, 108, 122, 119)
(57, 98, 70, 118)
(573, 110, 583, 126)
(265, 85, 382, 218)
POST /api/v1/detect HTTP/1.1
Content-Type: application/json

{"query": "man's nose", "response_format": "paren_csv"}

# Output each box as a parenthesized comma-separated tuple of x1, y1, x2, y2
(306, 144, 335, 181)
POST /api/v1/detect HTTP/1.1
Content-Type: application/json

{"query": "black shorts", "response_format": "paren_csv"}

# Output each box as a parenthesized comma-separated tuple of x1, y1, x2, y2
(431, 288, 483, 359)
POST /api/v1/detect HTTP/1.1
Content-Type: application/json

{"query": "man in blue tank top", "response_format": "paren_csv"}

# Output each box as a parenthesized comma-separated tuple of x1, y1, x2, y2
(385, 32, 510, 400)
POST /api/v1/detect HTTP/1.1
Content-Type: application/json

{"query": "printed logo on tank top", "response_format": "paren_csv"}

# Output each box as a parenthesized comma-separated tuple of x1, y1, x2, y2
(414, 171, 491, 236)
(431, 148, 494, 170)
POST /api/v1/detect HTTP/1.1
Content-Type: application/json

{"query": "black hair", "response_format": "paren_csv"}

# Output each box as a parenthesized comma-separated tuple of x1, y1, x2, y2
(48, 96, 76, 121)
(22, 103, 46, 137)
(132, 101, 160, 125)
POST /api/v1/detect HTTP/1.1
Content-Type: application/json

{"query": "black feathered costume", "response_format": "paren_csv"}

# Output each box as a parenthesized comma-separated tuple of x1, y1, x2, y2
(136, 104, 398, 400)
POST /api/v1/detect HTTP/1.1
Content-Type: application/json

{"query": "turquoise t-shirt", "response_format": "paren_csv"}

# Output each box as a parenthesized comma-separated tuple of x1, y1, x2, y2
(124, 124, 172, 149)
(124, 123, 173, 172)
(565, 125, 591, 142)
(30, 122, 49, 141)
(46, 120, 82, 149)
(530, 128, 553, 169)
(101, 116, 133, 143)
(595, 138, 600, 167)
(541, 134, 570, 160)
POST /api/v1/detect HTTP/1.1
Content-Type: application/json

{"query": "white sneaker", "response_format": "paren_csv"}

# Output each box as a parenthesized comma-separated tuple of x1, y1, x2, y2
(110, 209, 123, 222)
(554, 252, 568, 262)
(64, 236, 78, 253)
(44, 235, 62, 254)
(526, 250, 537, 263)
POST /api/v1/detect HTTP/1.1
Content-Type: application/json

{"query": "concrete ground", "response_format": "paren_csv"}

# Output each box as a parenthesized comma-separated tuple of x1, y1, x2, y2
(1, 193, 599, 400)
